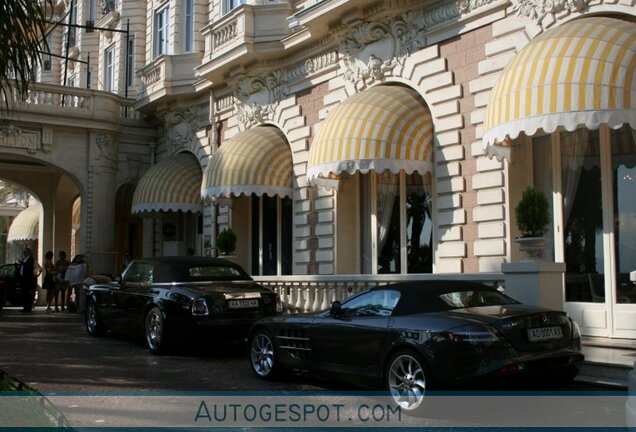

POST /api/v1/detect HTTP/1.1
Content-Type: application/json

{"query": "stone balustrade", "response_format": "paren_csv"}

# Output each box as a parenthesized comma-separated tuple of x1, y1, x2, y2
(1, 82, 142, 122)
(212, 18, 239, 52)
(254, 273, 506, 314)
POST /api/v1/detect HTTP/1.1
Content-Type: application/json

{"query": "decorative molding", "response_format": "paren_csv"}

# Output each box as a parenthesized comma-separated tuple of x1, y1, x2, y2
(234, 71, 289, 129)
(510, 0, 591, 26)
(0, 124, 46, 154)
(163, 107, 207, 155)
(287, 50, 339, 82)
(339, 12, 425, 88)
(95, 133, 118, 169)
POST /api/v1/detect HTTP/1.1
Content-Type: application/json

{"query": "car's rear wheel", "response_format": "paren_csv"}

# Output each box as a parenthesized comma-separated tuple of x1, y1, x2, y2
(145, 307, 167, 355)
(386, 350, 430, 412)
(85, 301, 105, 336)
(249, 329, 278, 379)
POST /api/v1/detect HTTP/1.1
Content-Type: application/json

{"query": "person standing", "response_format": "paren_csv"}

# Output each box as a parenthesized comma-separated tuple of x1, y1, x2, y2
(55, 251, 70, 311)
(64, 255, 87, 313)
(43, 251, 58, 312)
(19, 247, 37, 312)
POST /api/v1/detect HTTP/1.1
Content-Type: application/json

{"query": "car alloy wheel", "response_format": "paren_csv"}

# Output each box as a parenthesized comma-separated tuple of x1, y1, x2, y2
(387, 351, 428, 411)
(145, 307, 165, 354)
(250, 330, 277, 379)
(85, 302, 104, 336)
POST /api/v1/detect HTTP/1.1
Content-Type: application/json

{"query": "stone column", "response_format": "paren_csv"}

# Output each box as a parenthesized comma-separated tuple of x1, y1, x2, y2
(85, 132, 118, 274)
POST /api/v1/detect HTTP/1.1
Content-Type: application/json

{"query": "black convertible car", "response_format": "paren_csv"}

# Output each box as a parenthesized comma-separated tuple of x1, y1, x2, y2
(85, 257, 281, 354)
(248, 281, 583, 410)
(0, 263, 20, 311)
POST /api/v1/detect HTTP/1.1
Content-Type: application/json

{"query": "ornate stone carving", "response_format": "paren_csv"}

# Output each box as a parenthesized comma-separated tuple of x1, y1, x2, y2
(0, 124, 44, 154)
(510, 0, 591, 25)
(234, 71, 289, 129)
(422, 0, 498, 27)
(164, 108, 201, 155)
(95, 133, 118, 168)
(339, 13, 425, 88)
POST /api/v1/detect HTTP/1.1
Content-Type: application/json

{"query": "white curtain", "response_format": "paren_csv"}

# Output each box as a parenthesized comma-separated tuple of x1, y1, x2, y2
(561, 129, 589, 226)
(376, 172, 398, 254)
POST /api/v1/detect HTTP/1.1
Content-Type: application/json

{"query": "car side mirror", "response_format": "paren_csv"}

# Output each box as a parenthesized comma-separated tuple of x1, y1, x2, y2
(330, 300, 342, 317)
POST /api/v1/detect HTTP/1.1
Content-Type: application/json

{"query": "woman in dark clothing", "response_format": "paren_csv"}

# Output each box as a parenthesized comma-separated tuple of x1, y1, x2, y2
(44, 251, 58, 312)
(19, 247, 37, 312)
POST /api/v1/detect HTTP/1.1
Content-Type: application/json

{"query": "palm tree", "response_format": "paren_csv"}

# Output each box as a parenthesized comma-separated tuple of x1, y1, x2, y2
(1, 1, 53, 108)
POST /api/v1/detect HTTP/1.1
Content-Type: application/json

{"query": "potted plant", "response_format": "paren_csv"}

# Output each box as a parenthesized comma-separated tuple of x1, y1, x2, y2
(216, 227, 237, 256)
(514, 186, 550, 258)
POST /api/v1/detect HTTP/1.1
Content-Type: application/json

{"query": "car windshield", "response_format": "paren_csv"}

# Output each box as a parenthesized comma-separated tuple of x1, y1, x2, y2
(438, 289, 515, 309)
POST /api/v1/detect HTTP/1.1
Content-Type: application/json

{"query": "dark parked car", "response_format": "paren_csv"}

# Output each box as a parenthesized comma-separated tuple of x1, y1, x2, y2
(0, 263, 20, 311)
(85, 257, 281, 354)
(247, 281, 583, 411)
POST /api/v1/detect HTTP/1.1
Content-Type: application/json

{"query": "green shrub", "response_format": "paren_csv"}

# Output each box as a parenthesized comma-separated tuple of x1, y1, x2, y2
(515, 186, 550, 237)
(216, 228, 237, 255)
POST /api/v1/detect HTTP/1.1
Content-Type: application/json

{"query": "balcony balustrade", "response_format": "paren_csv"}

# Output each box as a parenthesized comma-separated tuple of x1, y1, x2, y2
(253, 273, 506, 314)
(136, 52, 203, 108)
(197, 2, 291, 83)
(0, 82, 142, 122)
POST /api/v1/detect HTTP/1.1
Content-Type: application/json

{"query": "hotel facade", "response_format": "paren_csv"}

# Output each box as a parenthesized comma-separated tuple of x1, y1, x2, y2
(1, 0, 635, 340)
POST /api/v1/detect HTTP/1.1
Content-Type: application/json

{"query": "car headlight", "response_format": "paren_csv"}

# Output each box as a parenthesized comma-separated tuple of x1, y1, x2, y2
(192, 298, 209, 316)
(447, 324, 500, 346)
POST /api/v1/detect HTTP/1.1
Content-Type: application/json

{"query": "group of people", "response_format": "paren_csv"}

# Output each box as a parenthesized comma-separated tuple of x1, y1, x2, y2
(18, 248, 87, 313)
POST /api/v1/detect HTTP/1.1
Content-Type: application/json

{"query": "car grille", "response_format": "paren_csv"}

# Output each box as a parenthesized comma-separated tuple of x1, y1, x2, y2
(493, 312, 574, 352)
(277, 329, 311, 360)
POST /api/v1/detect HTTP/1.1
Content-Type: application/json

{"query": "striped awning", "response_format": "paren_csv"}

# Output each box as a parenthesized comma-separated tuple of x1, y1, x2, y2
(132, 153, 202, 214)
(307, 85, 434, 188)
(7, 203, 40, 243)
(483, 17, 636, 159)
(201, 127, 292, 199)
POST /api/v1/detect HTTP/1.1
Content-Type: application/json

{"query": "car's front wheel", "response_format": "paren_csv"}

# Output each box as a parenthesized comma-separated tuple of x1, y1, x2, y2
(386, 349, 430, 412)
(145, 306, 167, 355)
(85, 301, 105, 336)
(249, 329, 278, 380)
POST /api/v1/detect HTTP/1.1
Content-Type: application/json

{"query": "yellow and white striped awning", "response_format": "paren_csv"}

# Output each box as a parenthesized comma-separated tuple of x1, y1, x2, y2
(483, 17, 636, 159)
(201, 127, 292, 199)
(132, 153, 202, 214)
(7, 203, 40, 243)
(307, 85, 434, 188)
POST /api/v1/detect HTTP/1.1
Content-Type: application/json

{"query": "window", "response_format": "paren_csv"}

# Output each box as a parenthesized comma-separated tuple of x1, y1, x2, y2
(154, 5, 170, 57)
(67, 75, 76, 88)
(250, 195, 292, 276)
(104, 45, 115, 92)
(340, 290, 401, 317)
(339, 171, 433, 275)
(123, 262, 153, 284)
(224, 0, 244, 14)
(43, 35, 52, 71)
(126, 37, 134, 87)
(184, 0, 194, 52)
(86, 0, 96, 30)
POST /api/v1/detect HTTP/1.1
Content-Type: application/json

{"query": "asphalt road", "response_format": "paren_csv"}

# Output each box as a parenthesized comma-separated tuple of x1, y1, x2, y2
(0, 306, 629, 429)
(0, 306, 322, 392)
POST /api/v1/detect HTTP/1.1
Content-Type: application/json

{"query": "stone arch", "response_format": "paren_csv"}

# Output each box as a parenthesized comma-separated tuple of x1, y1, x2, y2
(312, 41, 466, 273)
(468, 8, 636, 271)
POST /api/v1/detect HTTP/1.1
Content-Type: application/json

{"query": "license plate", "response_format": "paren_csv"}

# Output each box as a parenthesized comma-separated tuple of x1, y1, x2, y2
(527, 326, 563, 342)
(228, 299, 259, 309)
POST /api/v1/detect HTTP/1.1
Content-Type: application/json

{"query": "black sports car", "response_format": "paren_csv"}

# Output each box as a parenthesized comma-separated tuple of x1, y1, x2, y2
(85, 257, 281, 354)
(247, 281, 583, 410)
(0, 263, 20, 311)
